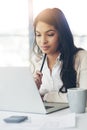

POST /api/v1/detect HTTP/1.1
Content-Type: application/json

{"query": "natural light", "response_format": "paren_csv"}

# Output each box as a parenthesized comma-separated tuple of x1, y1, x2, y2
(0, 0, 29, 34)
(32, 0, 87, 50)
(0, 0, 87, 66)
(0, 0, 29, 66)
(33, 0, 87, 35)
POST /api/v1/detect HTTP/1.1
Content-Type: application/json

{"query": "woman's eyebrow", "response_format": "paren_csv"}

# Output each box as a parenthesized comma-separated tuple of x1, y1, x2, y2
(46, 29, 56, 33)
(35, 29, 56, 33)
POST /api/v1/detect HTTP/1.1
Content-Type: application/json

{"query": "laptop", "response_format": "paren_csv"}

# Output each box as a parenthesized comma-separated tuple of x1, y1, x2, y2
(0, 67, 68, 114)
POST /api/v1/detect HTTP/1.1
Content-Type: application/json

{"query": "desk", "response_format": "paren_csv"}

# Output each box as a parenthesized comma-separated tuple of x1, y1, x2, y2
(0, 108, 87, 130)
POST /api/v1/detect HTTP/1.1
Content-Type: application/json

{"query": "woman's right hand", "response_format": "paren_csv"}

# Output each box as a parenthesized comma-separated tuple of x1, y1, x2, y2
(34, 71, 43, 89)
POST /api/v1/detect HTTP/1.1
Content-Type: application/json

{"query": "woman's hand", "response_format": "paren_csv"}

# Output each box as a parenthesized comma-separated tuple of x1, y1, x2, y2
(34, 71, 43, 89)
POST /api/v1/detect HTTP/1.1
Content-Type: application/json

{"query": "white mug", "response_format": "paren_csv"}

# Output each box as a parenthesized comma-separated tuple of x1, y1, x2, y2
(67, 88, 87, 113)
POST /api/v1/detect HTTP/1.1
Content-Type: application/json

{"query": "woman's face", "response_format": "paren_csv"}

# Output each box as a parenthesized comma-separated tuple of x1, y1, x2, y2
(35, 21, 59, 55)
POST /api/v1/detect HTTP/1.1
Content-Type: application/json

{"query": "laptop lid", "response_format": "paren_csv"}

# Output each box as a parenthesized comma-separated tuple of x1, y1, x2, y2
(0, 67, 68, 114)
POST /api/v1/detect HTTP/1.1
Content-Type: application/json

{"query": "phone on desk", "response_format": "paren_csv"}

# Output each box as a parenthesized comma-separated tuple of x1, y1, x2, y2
(4, 116, 28, 123)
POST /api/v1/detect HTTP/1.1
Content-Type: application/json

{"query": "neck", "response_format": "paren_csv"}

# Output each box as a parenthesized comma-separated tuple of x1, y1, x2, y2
(47, 52, 60, 72)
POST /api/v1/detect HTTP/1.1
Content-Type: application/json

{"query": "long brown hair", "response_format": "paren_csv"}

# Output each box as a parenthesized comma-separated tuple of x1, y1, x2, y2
(33, 8, 82, 93)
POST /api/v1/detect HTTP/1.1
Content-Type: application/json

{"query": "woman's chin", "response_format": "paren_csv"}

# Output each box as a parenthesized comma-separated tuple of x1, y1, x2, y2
(42, 50, 48, 54)
(41, 49, 50, 54)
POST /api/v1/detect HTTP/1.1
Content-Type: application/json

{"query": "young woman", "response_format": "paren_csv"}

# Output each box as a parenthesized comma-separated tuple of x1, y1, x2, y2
(30, 8, 87, 102)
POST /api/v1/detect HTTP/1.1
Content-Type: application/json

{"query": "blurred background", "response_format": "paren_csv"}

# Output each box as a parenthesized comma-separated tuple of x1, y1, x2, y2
(0, 0, 87, 66)
(0, 0, 29, 66)
(32, 0, 87, 50)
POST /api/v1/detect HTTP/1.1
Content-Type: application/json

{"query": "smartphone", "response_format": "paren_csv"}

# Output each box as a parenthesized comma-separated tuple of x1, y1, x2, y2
(4, 115, 28, 123)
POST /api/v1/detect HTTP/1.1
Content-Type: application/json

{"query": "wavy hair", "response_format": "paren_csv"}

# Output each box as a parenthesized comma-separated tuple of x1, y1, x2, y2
(33, 8, 82, 93)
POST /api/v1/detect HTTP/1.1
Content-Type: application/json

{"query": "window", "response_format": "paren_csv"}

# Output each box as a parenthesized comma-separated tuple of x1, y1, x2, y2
(32, 0, 87, 50)
(0, 0, 29, 66)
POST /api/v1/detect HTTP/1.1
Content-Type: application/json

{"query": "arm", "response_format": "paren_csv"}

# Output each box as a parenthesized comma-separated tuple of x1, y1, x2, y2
(75, 50, 87, 89)
(43, 91, 68, 103)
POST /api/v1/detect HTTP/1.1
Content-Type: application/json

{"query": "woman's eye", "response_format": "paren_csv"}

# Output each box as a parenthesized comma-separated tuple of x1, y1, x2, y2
(48, 33, 55, 36)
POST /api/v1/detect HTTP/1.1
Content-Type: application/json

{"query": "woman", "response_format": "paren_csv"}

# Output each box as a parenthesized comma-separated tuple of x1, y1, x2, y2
(30, 8, 87, 102)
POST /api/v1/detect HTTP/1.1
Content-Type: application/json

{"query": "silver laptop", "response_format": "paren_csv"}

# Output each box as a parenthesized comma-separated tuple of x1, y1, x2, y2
(0, 67, 68, 114)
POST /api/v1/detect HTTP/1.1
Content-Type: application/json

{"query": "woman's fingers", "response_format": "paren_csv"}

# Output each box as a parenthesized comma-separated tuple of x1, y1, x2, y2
(34, 71, 43, 89)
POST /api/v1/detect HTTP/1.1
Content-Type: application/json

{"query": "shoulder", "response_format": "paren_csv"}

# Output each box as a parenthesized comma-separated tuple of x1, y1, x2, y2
(75, 50, 87, 59)
(31, 54, 42, 63)
(30, 54, 43, 72)
(74, 50, 87, 70)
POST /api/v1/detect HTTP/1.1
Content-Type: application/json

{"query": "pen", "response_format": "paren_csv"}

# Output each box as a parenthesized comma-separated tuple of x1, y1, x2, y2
(40, 54, 46, 72)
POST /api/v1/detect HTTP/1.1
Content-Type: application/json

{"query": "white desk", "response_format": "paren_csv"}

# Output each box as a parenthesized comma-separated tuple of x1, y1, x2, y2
(0, 108, 87, 130)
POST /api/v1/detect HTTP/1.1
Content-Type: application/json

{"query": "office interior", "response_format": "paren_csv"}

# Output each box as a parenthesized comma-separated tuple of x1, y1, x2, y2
(0, 1, 87, 130)
(0, 0, 87, 67)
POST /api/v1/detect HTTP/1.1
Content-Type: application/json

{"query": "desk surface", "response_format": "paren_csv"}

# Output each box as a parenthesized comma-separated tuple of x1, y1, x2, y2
(0, 108, 87, 130)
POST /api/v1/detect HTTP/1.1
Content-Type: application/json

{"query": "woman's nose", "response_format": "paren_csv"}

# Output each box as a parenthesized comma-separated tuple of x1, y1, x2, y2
(41, 36, 47, 43)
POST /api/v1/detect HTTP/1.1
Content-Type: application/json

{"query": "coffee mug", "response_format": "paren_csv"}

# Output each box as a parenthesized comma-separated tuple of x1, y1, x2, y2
(67, 88, 87, 113)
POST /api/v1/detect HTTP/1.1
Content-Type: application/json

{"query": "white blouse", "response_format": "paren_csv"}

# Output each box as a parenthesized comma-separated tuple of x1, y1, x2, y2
(30, 50, 87, 103)
(39, 55, 63, 95)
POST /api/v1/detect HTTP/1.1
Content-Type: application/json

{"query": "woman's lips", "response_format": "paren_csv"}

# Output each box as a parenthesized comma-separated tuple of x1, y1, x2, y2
(41, 46, 49, 51)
